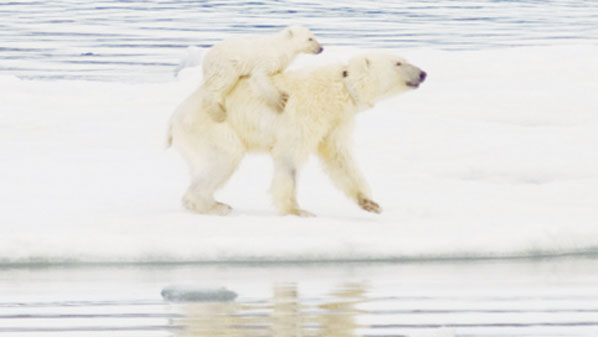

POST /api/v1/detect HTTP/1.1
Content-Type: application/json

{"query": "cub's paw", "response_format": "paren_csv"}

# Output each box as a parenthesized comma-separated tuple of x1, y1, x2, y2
(278, 92, 289, 112)
(269, 91, 289, 113)
(358, 196, 382, 214)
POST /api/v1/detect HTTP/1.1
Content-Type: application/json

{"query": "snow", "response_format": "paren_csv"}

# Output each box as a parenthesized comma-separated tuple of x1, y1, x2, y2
(1, 45, 597, 265)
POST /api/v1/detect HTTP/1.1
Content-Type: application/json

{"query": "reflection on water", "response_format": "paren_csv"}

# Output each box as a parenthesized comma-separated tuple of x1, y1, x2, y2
(316, 283, 364, 337)
(176, 301, 244, 337)
(271, 284, 306, 337)
(1, 260, 598, 336)
(174, 283, 366, 337)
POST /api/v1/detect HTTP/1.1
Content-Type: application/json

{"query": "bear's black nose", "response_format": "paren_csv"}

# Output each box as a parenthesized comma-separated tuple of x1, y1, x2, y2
(420, 71, 427, 82)
(317, 46, 324, 54)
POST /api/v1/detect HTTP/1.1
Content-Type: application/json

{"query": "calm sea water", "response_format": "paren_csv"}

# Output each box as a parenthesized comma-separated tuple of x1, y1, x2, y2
(2, 259, 598, 337)
(1, 0, 598, 81)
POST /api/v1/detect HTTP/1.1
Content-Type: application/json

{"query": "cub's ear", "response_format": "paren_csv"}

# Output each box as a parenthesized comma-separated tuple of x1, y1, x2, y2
(284, 27, 294, 39)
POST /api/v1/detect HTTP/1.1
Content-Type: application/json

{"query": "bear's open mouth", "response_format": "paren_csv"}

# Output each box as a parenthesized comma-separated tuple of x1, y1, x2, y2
(406, 81, 420, 88)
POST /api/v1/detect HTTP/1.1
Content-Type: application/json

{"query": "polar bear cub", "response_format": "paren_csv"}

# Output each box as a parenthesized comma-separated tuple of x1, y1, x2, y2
(168, 53, 426, 216)
(201, 25, 323, 122)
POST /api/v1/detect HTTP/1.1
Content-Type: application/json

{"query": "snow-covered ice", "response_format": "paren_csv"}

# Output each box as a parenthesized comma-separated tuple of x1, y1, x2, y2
(1, 45, 597, 264)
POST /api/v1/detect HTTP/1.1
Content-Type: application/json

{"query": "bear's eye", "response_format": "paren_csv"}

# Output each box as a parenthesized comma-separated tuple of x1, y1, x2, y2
(396, 62, 402, 66)
(308, 38, 313, 41)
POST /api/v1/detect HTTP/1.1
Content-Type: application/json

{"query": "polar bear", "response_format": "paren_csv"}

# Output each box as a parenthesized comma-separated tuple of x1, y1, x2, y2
(201, 25, 323, 122)
(168, 53, 426, 216)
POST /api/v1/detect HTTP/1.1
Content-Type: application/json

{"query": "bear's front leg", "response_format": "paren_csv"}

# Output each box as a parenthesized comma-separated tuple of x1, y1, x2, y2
(249, 71, 289, 113)
(317, 126, 382, 214)
(357, 193, 382, 214)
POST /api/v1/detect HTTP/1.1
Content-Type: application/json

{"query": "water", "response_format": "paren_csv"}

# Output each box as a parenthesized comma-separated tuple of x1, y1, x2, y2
(1, 0, 598, 82)
(2, 258, 598, 337)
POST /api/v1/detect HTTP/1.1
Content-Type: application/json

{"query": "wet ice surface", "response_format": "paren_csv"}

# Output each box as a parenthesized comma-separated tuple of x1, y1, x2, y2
(1, 259, 598, 336)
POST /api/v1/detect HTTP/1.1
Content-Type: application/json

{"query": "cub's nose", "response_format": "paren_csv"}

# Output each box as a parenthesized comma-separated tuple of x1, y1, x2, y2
(317, 46, 324, 54)
(419, 71, 427, 82)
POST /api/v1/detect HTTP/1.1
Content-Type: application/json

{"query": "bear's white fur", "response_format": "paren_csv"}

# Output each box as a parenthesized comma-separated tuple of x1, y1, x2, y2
(201, 25, 322, 122)
(168, 53, 426, 216)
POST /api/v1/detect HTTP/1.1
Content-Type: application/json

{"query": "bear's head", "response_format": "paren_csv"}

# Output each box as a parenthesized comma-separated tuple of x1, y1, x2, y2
(344, 53, 426, 108)
(282, 25, 323, 55)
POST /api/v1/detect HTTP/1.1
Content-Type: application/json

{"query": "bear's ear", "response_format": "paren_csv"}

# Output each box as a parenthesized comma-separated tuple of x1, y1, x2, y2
(356, 57, 370, 71)
(348, 55, 372, 75)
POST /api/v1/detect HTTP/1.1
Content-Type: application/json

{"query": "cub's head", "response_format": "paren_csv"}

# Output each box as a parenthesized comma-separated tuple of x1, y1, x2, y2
(344, 53, 426, 106)
(282, 25, 323, 54)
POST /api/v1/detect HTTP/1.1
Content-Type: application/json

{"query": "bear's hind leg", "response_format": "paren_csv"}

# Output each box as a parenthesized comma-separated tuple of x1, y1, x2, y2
(202, 63, 240, 123)
(201, 94, 227, 123)
(181, 143, 243, 216)
(183, 182, 232, 216)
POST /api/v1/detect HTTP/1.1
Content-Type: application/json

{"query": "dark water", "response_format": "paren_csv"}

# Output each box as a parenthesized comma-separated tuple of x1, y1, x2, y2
(1, 0, 598, 81)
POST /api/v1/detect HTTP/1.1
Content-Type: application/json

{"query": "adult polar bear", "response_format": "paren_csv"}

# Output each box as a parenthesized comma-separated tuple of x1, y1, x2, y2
(168, 53, 426, 216)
